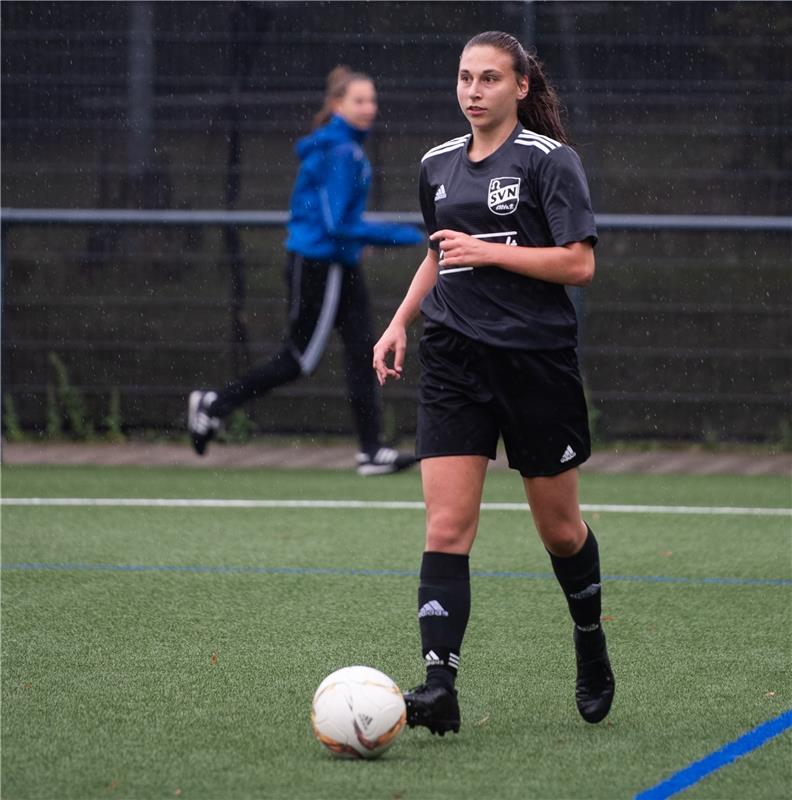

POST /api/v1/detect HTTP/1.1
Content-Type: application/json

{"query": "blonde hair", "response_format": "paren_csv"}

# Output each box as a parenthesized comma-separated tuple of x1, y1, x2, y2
(312, 65, 373, 130)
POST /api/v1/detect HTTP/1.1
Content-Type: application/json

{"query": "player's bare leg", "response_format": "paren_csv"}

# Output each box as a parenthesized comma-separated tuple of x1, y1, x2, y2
(525, 469, 615, 723)
(404, 455, 488, 735)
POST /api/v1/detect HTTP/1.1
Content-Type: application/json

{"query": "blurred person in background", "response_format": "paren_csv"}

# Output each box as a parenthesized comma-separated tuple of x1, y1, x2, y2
(374, 32, 614, 732)
(189, 66, 423, 475)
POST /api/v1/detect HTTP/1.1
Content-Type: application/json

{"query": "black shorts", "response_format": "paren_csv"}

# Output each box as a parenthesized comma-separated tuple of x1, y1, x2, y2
(416, 324, 591, 477)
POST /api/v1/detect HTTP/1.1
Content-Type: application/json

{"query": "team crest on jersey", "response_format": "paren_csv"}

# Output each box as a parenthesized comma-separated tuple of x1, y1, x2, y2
(487, 177, 521, 215)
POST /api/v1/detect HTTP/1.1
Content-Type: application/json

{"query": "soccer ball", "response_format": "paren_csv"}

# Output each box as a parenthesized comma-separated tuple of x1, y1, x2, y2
(311, 665, 407, 759)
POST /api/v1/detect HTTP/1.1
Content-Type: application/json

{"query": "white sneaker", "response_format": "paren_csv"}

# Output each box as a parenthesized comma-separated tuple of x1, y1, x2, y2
(188, 391, 220, 455)
(356, 447, 417, 476)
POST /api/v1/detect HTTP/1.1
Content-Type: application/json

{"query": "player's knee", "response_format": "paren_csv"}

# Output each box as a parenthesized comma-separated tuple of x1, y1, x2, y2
(425, 510, 476, 552)
(536, 518, 586, 557)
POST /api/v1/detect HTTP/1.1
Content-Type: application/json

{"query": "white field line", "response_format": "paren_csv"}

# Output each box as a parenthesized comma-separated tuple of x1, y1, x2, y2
(1, 497, 790, 517)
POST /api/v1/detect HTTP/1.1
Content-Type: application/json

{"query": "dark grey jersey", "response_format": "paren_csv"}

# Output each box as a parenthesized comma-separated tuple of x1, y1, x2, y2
(418, 122, 597, 350)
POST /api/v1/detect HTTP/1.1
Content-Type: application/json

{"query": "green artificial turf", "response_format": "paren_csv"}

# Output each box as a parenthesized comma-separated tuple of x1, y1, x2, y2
(1, 464, 790, 799)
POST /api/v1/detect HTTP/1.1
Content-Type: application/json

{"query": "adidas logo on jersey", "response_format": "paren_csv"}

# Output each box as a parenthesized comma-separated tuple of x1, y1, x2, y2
(560, 445, 576, 463)
(418, 600, 449, 618)
(434, 184, 447, 201)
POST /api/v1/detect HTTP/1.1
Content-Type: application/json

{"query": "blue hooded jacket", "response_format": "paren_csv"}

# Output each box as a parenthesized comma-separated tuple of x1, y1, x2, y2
(285, 115, 423, 267)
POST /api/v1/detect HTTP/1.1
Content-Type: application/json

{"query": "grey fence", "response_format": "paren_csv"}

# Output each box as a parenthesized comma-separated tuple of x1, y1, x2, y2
(2, 208, 790, 445)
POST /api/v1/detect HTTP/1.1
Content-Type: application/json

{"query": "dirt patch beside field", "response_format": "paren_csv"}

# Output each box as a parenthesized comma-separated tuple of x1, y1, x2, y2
(3, 440, 791, 476)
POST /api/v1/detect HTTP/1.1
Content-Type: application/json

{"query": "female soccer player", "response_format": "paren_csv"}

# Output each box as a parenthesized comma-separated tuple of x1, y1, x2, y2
(373, 31, 614, 731)
(189, 66, 422, 475)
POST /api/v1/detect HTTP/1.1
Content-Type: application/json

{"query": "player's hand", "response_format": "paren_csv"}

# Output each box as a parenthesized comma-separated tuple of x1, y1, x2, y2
(430, 229, 489, 267)
(373, 323, 408, 386)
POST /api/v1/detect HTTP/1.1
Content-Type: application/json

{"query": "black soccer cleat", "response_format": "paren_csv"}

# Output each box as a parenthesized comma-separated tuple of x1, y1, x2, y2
(573, 626, 615, 724)
(356, 447, 417, 476)
(187, 390, 220, 456)
(403, 683, 461, 736)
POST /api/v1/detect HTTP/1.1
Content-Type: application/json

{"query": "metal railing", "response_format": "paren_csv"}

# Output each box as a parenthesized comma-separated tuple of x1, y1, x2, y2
(3, 208, 791, 231)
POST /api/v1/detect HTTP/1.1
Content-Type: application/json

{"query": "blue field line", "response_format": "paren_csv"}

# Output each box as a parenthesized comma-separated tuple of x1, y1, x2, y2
(1, 561, 790, 586)
(634, 708, 792, 800)
(0, 562, 416, 578)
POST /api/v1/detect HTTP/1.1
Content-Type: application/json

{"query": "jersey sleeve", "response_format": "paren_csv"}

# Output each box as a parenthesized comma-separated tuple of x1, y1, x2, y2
(535, 146, 598, 247)
(418, 162, 440, 253)
(319, 144, 422, 247)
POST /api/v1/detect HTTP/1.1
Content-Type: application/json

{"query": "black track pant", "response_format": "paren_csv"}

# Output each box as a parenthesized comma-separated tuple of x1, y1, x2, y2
(211, 253, 382, 454)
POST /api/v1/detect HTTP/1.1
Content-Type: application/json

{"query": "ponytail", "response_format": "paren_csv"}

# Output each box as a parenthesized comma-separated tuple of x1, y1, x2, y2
(517, 51, 569, 144)
(312, 65, 372, 130)
(462, 31, 570, 145)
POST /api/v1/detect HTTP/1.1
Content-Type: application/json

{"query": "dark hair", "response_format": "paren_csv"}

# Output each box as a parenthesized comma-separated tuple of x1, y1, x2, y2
(462, 31, 569, 144)
(312, 65, 373, 130)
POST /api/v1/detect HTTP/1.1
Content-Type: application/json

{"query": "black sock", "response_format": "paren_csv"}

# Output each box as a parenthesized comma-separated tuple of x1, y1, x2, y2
(210, 349, 301, 418)
(418, 552, 470, 691)
(549, 525, 602, 638)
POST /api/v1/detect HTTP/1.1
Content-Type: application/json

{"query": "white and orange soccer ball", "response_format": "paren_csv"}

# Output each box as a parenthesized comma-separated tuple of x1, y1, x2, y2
(311, 665, 407, 759)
